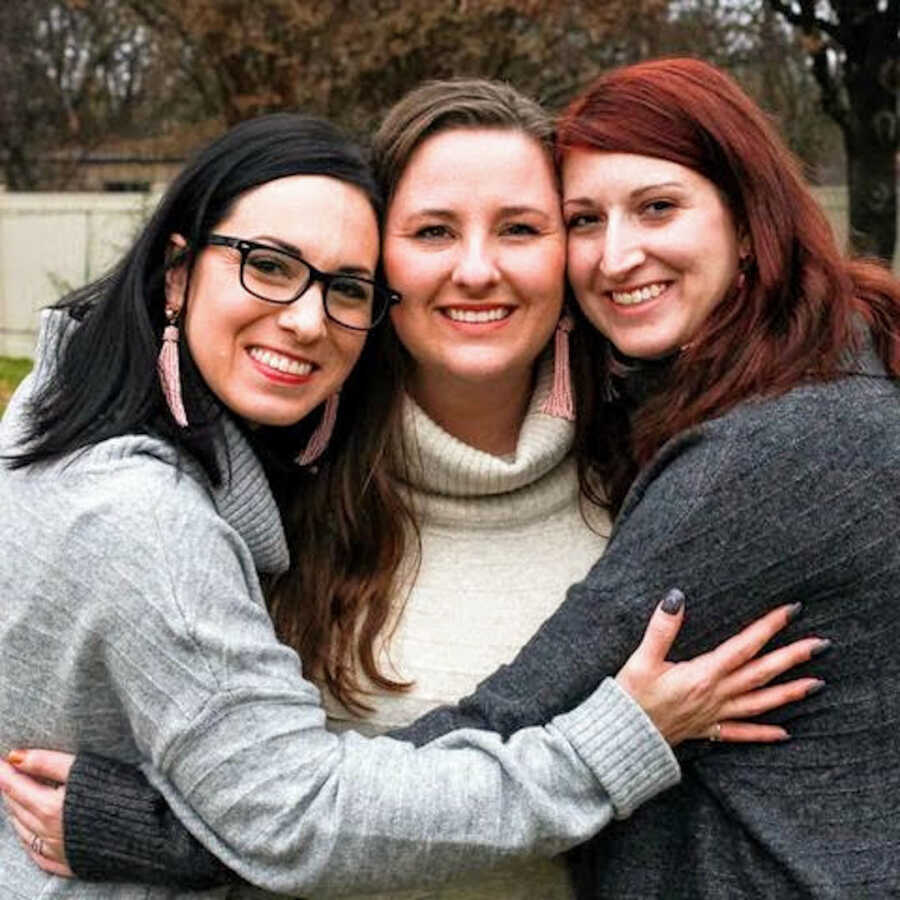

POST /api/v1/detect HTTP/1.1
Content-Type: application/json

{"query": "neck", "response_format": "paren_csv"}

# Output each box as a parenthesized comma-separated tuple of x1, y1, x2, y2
(407, 367, 534, 456)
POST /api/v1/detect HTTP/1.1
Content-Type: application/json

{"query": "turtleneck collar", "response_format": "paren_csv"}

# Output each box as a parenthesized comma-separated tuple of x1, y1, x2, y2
(394, 352, 584, 528)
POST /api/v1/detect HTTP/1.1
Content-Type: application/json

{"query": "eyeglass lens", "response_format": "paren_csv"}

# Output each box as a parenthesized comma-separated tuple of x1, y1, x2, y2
(243, 246, 378, 329)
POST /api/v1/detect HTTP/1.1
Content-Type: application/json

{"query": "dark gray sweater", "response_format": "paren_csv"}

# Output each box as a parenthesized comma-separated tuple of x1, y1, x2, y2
(63, 345, 900, 897)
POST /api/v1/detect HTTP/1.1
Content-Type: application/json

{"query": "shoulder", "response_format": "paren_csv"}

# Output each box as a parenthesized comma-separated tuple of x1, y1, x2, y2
(619, 371, 899, 532)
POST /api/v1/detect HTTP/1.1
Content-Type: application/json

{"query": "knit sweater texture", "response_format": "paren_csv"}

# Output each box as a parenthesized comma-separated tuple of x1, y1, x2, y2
(0, 314, 678, 899)
(326, 361, 611, 898)
(55, 336, 900, 897)
(398, 340, 900, 898)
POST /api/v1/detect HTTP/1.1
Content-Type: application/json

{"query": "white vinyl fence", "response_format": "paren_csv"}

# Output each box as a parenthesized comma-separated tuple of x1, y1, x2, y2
(0, 191, 160, 357)
(1, 186, 898, 358)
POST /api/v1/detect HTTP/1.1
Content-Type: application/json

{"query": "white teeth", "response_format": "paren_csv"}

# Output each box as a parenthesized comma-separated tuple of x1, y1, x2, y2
(444, 307, 511, 323)
(249, 347, 313, 376)
(611, 283, 667, 306)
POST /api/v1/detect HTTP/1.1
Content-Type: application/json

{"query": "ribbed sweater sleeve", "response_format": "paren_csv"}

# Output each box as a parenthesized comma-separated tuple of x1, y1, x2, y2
(65, 753, 236, 887)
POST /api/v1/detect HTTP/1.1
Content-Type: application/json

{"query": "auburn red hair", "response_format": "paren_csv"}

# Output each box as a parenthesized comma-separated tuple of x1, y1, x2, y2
(557, 57, 900, 513)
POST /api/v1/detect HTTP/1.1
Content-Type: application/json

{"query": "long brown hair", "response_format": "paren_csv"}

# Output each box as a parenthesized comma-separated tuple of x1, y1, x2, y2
(260, 323, 416, 715)
(557, 57, 900, 514)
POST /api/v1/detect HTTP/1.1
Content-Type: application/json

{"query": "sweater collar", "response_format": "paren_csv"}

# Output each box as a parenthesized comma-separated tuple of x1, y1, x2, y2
(398, 352, 574, 500)
(16, 309, 289, 576)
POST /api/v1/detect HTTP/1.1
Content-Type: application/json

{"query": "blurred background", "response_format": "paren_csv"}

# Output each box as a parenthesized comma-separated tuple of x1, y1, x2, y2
(0, 0, 897, 403)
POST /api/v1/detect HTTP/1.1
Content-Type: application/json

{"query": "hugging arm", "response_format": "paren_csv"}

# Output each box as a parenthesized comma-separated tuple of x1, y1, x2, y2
(2, 409, 839, 890)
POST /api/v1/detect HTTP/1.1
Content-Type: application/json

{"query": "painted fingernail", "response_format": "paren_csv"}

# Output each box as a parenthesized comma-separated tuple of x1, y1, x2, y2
(811, 639, 833, 658)
(786, 602, 802, 623)
(661, 589, 685, 615)
(806, 679, 826, 697)
(7, 751, 24, 766)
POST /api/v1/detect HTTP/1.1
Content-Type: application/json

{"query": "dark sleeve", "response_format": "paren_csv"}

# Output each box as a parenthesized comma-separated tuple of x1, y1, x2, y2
(64, 753, 240, 887)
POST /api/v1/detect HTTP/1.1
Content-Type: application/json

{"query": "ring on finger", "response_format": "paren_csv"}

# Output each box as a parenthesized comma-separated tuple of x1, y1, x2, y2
(709, 722, 723, 743)
(30, 832, 44, 857)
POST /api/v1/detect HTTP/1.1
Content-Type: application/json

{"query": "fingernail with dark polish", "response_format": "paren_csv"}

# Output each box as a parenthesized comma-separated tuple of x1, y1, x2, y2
(786, 602, 803, 623)
(661, 588, 685, 615)
(811, 638, 833, 657)
(806, 679, 826, 697)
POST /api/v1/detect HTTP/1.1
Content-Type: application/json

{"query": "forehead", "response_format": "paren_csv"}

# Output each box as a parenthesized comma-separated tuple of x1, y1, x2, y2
(391, 127, 558, 209)
(562, 150, 713, 201)
(221, 175, 379, 268)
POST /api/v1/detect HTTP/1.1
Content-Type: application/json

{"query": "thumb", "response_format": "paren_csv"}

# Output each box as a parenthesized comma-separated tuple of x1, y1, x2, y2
(635, 589, 686, 663)
(7, 749, 75, 785)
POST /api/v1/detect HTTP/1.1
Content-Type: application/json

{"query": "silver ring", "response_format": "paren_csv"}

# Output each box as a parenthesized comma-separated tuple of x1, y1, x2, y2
(709, 722, 723, 743)
(30, 832, 44, 857)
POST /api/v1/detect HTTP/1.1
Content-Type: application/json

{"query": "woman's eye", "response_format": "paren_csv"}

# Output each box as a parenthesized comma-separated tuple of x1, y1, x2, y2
(502, 222, 539, 237)
(248, 254, 292, 277)
(643, 199, 675, 217)
(413, 225, 451, 240)
(566, 213, 601, 230)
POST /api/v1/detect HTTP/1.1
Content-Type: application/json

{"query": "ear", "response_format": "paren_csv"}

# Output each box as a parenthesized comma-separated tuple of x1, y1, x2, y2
(164, 234, 189, 315)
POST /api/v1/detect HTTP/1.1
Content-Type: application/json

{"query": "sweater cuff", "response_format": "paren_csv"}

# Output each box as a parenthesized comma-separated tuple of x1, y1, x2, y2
(64, 752, 236, 887)
(552, 677, 680, 819)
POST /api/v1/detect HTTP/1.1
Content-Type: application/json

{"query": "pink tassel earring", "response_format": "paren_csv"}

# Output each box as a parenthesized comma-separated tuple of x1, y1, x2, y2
(157, 308, 188, 427)
(540, 313, 575, 421)
(296, 393, 339, 466)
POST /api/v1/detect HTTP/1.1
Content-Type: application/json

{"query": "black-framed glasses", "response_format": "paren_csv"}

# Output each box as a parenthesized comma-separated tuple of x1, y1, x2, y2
(204, 234, 401, 331)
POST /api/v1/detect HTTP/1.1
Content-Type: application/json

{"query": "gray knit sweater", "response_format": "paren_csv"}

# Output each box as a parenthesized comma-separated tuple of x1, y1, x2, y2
(65, 336, 900, 897)
(0, 313, 679, 899)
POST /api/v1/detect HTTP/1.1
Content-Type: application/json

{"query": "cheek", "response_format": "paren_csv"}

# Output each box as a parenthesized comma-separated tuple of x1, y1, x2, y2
(566, 240, 595, 293)
(329, 331, 367, 381)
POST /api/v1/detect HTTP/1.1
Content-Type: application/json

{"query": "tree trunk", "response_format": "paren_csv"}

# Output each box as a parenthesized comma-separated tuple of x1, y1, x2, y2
(841, 59, 898, 262)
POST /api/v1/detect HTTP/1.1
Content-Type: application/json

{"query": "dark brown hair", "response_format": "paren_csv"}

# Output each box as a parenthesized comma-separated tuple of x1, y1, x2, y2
(556, 58, 900, 514)
(261, 324, 415, 714)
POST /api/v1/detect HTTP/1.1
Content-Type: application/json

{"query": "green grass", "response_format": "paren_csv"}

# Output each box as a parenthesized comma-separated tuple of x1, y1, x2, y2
(0, 357, 33, 415)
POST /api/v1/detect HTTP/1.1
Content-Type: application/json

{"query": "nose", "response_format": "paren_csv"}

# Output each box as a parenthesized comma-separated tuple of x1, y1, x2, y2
(599, 217, 645, 282)
(276, 283, 329, 341)
(451, 236, 500, 293)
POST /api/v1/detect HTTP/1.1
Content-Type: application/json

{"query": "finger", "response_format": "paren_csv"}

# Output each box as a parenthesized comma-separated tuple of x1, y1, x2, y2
(721, 637, 829, 695)
(634, 589, 686, 663)
(6, 805, 68, 869)
(0, 760, 63, 826)
(3, 792, 64, 852)
(7, 749, 74, 786)
(713, 720, 790, 743)
(706, 602, 803, 675)
(719, 678, 824, 720)
(11, 813, 73, 878)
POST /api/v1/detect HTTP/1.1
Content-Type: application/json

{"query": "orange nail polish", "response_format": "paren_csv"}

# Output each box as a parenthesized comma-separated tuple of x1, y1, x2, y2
(7, 751, 25, 766)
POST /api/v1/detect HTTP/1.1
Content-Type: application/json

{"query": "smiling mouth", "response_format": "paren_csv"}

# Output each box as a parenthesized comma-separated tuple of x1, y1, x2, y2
(248, 347, 314, 376)
(609, 282, 670, 307)
(441, 306, 513, 324)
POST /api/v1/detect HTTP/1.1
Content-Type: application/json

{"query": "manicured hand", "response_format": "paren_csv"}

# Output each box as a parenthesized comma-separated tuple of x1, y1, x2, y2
(615, 591, 827, 746)
(0, 749, 74, 877)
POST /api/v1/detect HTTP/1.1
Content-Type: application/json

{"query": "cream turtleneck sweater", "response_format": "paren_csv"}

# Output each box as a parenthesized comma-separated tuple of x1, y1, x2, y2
(325, 359, 611, 899)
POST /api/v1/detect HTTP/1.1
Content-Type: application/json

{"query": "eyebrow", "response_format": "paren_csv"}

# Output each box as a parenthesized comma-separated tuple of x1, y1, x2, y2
(564, 181, 686, 208)
(252, 234, 374, 278)
(400, 205, 552, 221)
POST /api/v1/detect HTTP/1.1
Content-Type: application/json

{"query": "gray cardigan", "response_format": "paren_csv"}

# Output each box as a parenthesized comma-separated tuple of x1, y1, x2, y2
(60, 338, 900, 897)
(0, 314, 679, 899)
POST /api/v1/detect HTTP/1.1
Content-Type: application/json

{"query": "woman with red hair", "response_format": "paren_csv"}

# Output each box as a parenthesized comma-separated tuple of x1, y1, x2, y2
(542, 56, 900, 896)
(5, 59, 899, 896)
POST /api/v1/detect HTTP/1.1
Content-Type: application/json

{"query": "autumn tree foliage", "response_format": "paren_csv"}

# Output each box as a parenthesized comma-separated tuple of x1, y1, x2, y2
(123, 0, 669, 131)
(766, 0, 899, 261)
